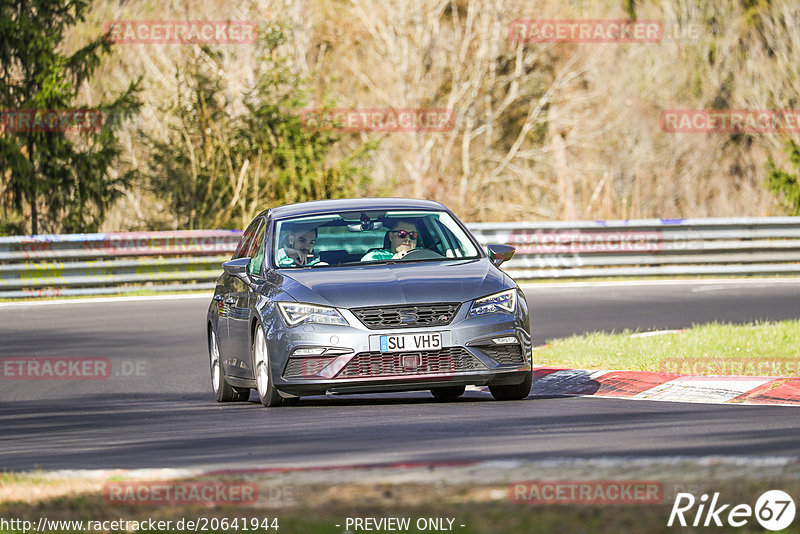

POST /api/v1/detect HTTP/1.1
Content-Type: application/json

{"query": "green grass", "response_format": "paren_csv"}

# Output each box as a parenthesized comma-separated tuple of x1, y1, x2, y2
(0, 471, 53, 485)
(535, 320, 800, 376)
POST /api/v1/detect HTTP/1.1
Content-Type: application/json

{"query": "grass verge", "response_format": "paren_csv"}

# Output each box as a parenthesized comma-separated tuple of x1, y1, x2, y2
(2, 479, 799, 534)
(535, 320, 800, 376)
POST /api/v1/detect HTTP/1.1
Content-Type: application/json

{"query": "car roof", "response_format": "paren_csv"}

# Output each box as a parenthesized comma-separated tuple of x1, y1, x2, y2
(262, 198, 449, 219)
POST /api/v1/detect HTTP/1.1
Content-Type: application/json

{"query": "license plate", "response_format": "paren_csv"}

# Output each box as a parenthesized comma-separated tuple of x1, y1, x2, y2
(380, 332, 442, 353)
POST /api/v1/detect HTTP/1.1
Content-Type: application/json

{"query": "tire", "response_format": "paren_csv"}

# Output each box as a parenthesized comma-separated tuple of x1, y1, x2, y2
(209, 328, 249, 402)
(489, 370, 533, 401)
(252, 324, 284, 407)
(430, 385, 466, 400)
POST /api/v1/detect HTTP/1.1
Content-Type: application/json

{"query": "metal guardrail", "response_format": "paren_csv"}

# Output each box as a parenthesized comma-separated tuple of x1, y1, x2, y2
(0, 217, 799, 298)
(468, 216, 800, 279)
(0, 230, 240, 298)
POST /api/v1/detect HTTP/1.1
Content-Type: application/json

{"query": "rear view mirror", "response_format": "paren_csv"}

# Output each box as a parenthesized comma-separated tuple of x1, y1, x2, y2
(487, 244, 515, 267)
(346, 212, 385, 232)
(347, 221, 383, 232)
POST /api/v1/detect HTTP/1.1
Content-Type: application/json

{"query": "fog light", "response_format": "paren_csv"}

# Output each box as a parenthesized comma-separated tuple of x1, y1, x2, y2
(293, 347, 327, 356)
(492, 336, 518, 345)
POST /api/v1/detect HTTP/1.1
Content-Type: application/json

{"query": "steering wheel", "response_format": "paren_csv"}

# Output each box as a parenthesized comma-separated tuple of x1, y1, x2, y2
(397, 248, 444, 260)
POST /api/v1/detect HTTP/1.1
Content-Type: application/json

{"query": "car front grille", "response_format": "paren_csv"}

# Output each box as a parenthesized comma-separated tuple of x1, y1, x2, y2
(336, 347, 485, 378)
(478, 344, 526, 365)
(351, 303, 460, 329)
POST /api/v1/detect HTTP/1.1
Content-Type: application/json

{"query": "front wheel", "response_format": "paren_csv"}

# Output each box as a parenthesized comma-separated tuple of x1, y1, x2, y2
(489, 370, 532, 401)
(252, 325, 284, 407)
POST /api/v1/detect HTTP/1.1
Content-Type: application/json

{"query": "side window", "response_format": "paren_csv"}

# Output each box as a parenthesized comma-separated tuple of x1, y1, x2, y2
(429, 219, 465, 257)
(233, 219, 260, 259)
(245, 220, 264, 258)
(247, 220, 267, 276)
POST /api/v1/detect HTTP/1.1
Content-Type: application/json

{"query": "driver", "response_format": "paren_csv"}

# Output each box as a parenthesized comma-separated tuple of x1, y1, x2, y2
(361, 219, 420, 261)
(276, 225, 322, 267)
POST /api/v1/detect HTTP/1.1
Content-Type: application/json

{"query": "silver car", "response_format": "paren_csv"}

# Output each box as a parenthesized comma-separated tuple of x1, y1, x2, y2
(206, 198, 532, 407)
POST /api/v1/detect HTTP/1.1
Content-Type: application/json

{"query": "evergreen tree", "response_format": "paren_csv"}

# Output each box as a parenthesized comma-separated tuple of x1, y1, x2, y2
(766, 141, 800, 216)
(0, 0, 140, 235)
(142, 27, 375, 230)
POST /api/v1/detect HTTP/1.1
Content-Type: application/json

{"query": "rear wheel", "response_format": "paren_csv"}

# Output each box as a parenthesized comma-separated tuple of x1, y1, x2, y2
(489, 370, 533, 401)
(430, 385, 466, 400)
(209, 329, 248, 402)
(252, 325, 284, 407)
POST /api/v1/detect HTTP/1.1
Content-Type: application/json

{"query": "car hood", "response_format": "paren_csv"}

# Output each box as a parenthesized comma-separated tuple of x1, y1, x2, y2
(278, 259, 511, 309)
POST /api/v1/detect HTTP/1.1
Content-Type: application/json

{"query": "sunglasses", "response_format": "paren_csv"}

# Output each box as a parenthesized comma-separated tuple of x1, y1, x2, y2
(390, 230, 418, 239)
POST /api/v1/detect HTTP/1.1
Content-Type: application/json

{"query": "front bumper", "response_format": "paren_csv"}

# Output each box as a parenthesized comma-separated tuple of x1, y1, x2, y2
(266, 303, 532, 396)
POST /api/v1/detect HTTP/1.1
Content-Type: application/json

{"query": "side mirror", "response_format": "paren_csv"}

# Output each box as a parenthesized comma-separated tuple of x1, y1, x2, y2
(223, 257, 252, 281)
(487, 244, 515, 267)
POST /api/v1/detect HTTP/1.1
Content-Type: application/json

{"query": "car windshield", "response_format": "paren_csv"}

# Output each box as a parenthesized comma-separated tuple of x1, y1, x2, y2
(272, 210, 481, 268)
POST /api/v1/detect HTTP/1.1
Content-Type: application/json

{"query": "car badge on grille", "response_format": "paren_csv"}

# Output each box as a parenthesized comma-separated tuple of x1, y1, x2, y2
(438, 314, 449, 322)
(401, 354, 422, 370)
(399, 310, 418, 323)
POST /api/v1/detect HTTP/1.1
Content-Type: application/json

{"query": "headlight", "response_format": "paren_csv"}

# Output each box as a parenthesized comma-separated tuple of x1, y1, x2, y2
(467, 289, 517, 318)
(277, 302, 349, 326)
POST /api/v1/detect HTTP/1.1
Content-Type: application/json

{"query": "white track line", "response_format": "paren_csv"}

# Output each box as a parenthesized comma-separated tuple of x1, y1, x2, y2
(520, 278, 800, 289)
(2, 277, 798, 307)
(0, 293, 210, 308)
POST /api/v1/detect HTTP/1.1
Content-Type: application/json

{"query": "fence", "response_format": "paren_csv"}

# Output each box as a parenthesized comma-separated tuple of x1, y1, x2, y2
(470, 216, 800, 279)
(0, 217, 799, 298)
(0, 231, 240, 298)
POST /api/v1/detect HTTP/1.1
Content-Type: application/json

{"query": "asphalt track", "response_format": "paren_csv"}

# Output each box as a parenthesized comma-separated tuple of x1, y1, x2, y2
(1, 279, 799, 471)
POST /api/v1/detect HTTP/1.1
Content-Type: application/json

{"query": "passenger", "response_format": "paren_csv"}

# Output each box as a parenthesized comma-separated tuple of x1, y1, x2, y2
(276, 225, 322, 267)
(361, 220, 420, 261)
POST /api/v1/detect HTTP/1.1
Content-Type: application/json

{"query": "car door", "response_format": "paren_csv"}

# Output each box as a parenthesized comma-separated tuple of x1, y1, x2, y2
(225, 217, 266, 376)
(217, 219, 260, 366)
